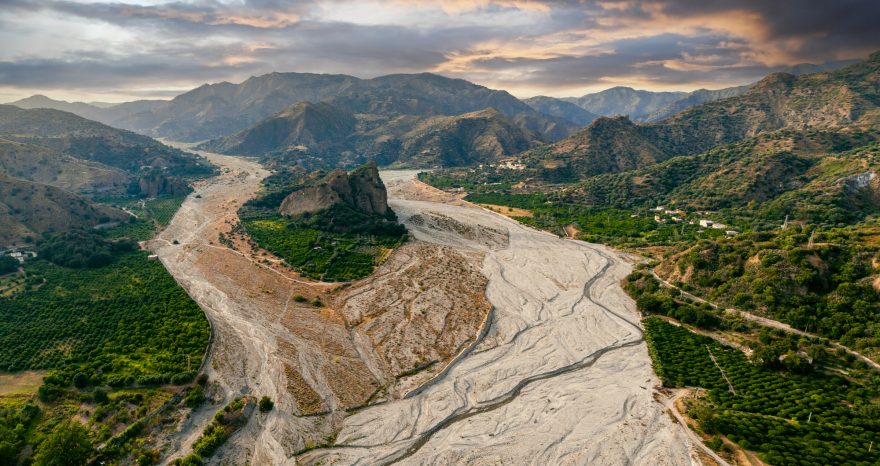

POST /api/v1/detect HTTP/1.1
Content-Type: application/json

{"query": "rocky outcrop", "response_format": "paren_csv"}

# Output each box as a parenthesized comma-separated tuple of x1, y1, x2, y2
(137, 171, 191, 197)
(279, 161, 388, 217)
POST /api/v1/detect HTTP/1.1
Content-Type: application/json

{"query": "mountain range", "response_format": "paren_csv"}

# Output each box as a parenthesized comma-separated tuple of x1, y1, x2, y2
(2, 54, 877, 244)
(10, 73, 574, 145)
(522, 58, 861, 124)
(521, 53, 880, 182)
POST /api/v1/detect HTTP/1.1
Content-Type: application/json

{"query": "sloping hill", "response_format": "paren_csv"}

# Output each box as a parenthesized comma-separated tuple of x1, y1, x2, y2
(396, 108, 539, 167)
(0, 172, 127, 245)
(9, 95, 110, 122)
(204, 103, 540, 168)
(201, 101, 357, 156)
(571, 130, 880, 224)
(523, 116, 668, 179)
(0, 138, 128, 193)
(523, 53, 880, 180)
(0, 105, 213, 195)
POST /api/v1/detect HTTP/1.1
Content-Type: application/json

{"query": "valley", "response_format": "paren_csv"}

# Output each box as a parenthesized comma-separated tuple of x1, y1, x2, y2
(1, 26, 879, 463)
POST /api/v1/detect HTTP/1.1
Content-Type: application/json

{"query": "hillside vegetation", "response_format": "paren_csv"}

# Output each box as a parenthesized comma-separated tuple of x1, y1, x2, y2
(240, 163, 407, 281)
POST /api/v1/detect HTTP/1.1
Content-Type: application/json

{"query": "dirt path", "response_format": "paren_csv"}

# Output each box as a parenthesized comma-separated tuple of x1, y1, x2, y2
(650, 270, 880, 373)
(300, 174, 699, 465)
(662, 389, 733, 466)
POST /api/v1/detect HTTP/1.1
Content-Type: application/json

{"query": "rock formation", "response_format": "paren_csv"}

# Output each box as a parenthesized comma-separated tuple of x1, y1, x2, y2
(279, 161, 389, 217)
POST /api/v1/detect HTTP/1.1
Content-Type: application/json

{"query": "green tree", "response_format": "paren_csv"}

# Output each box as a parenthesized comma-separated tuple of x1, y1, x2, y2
(33, 421, 94, 466)
(0, 255, 18, 275)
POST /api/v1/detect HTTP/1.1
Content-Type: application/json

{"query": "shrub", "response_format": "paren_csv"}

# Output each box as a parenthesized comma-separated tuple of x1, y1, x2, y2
(170, 371, 197, 385)
(73, 372, 88, 389)
(93, 388, 109, 404)
(259, 396, 274, 413)
(185, 386, 206, 409)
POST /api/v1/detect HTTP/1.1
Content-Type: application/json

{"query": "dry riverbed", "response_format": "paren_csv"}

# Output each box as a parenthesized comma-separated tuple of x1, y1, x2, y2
(147, 149, 490, 464)
(149, 148, 698, 465)
(300, 172, 698, 465)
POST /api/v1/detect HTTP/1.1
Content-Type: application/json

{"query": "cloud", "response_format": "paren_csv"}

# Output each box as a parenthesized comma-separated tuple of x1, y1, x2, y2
(0, 0, 877, 101)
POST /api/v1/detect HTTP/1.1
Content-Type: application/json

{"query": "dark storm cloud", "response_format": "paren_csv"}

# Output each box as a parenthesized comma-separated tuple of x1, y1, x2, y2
(0, 0, 878, 100)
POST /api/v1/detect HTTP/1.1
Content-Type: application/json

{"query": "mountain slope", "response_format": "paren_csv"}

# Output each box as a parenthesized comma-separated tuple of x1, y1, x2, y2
(201, 101, 356, 156)
(0, 172, 127, 245)
(204, 103, 540, 168)
(643, 85, 751, 122)
(523, 53, 880, 180)
(523, 96, 599, 126)
(0, 105, 213, 195)
(524, 116, 667, 180)
(564, 87, 686, 120)
(395, 108, 539, 167)
(571, 129, 880, 223)
(0, 138, 128, 193)
(9, 95, 109, 121)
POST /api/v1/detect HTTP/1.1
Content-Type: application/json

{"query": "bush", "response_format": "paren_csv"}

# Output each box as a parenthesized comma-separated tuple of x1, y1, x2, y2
(259, 396, 274, 413)
(135, 449, 160, 466)
(173, 454, 204, 466)
(185, 386, 206, 409)
(170, 371, 197, 385)
(293, 295, 307, 303)
(93, 388, 109, 404)
(137, 374, 170, 386)
(38, 382, 64, 402)
(73, 372, 88, 389)
(196, 373, 209, 387)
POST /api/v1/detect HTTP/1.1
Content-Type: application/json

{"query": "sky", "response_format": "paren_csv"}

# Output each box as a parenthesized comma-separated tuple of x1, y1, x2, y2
(1, 0, 879, 103)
